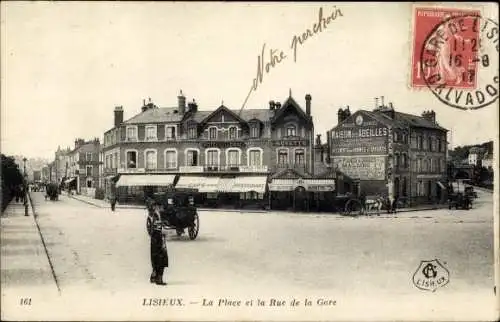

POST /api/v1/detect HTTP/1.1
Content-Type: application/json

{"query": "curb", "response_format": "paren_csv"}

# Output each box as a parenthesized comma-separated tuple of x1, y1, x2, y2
(27, 192, 61, 294)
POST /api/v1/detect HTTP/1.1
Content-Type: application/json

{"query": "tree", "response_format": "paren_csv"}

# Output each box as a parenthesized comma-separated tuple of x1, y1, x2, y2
(1, 154, 24, 212)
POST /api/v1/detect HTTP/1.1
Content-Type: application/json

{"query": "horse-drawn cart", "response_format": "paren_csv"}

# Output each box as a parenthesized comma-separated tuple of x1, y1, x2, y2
(45, 183, 59, 201)
(146, 190, 199, 240)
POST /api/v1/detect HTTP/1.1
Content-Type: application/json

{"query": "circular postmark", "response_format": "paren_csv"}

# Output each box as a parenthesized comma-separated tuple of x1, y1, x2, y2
(420, 14, 499, 110)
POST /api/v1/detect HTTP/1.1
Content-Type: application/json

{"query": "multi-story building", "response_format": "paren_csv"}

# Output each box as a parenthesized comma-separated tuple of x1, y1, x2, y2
(327, 99, 448, 205)
(102, 91, 335, 209)
(65, 138, 101, 196)
(468, 147, 484, 166)
(54, 146, 71, 184)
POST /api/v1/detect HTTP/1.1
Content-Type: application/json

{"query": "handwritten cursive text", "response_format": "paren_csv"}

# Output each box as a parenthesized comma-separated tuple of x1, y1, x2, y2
(291, 6, 344, 62)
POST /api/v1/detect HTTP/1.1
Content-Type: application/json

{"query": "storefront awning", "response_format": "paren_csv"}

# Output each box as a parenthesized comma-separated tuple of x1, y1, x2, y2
(217, 178, 236, 193)
(116, 174, 175, 187)
(64, 177, 76, 184)
(305, 179, 336, 192)
(269, 178, 336, 192)
(269, 179, 295, 191)
(232, 176, 267, 193)
(175, 176, 220, 192)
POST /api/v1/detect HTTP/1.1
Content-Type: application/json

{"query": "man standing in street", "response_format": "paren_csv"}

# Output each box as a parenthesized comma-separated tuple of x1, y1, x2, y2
(150, 215, 168, 285)
(109, 184, 117, 212)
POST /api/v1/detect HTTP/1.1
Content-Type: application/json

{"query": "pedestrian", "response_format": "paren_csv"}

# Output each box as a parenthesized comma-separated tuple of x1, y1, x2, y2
(150, 215, 168, 285)
(359, 191, 367, 215)
(110, 185, 117, 212)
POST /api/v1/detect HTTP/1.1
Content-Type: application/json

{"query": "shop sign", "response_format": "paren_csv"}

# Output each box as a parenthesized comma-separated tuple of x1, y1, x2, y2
(332, 156, 386, 181)
(202, 142, 246, 149)
(272, 140, 308, 147)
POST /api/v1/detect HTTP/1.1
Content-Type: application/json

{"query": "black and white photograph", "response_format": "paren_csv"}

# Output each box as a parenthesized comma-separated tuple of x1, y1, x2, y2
(1, 2, 498, 321)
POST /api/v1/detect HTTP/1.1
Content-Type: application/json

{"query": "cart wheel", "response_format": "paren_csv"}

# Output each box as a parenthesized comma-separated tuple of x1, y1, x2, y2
(344, 199, 362, 217)
(188, 213, 199, 240)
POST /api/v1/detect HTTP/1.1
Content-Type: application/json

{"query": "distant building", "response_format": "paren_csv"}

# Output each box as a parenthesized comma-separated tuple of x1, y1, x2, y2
(482, 151, 493, 170)
(468, 146, 484, 166)
(65, 138, 101, 196)
(33, 170, 41, 182)
(54, 146, 71, 184)
(327, 98, 448, 205)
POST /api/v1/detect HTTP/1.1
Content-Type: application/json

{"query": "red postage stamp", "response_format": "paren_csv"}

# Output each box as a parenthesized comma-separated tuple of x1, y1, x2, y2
(411, 7, 482, 89)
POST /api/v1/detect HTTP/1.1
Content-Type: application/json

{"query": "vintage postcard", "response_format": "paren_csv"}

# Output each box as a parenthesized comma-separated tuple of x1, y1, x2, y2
(1, 2, 498, 321)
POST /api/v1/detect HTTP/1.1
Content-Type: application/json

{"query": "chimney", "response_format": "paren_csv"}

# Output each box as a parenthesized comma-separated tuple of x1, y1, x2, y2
(114, 106, 124, 127)
(375, 97, 379, 109)
(269, 100, 275, 110)
(275, 101, 281, 109)
(178, 90, 186, 114)
(305, 94, 312, 116)
(187, 99, 198, 113)
(422, 110, 436, 123)
(345, 106, 351, 118)
(337, 108, 345, 124)
(381, 95, 385, 108)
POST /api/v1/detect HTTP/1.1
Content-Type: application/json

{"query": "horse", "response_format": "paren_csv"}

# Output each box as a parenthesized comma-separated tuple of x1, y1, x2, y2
(364, 196, 385, 216)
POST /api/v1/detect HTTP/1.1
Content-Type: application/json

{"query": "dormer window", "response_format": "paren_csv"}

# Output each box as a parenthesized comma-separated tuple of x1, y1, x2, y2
(165, 125, 176, 140)
(145, 125, 157, 141)
(188, 127, 197, 139)
(209, 127, 217, 139)
(286, 125, 297, 137)
(229, 126, 237, 140)
(250, 124, 259, 138)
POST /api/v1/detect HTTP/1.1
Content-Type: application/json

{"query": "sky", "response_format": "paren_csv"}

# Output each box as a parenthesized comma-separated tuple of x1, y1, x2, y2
(1, 2, 498, 161)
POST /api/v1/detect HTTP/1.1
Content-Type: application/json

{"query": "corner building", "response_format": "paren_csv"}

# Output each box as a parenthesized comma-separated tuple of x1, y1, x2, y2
(101, 91, 320, 209)
(327, 103, 448, 206)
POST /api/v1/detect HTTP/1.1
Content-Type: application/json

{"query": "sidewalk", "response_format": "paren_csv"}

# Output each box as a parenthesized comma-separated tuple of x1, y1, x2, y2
(0, 196, 59, 295)
(67, 192, 448, 215)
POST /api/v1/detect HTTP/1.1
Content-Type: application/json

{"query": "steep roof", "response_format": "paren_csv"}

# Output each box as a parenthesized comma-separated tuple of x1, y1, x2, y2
(124, 107, 184, 124)
(272, 96, 312, 125)
(185, 108, 272, 123)
(392, 111, 447, 131)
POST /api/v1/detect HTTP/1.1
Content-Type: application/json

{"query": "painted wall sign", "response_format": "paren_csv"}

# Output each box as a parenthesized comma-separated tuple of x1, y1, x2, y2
(332, 156, 386, 180)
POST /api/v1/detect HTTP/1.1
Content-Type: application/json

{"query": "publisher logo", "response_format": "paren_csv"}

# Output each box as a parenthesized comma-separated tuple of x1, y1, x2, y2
(412, 259, 450, 292)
